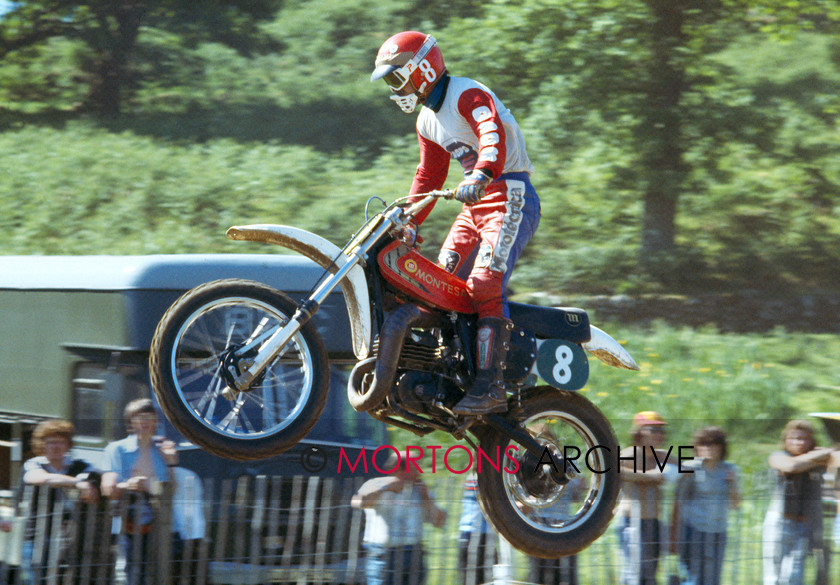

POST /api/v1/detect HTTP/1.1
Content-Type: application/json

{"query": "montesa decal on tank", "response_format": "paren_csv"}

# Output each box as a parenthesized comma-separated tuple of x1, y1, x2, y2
(378, 241, 475, 313)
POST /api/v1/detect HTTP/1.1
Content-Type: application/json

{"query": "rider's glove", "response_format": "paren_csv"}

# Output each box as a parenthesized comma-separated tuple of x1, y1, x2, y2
(454, 169, 492, 205)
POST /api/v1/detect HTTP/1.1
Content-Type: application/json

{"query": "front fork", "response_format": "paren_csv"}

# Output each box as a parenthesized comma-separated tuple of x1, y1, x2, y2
(225, 209, 402, 392)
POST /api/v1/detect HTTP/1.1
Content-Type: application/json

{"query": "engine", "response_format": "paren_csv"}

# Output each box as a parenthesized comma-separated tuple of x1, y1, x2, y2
(398, 330, 443, 371)
(393, 330, 463, 415)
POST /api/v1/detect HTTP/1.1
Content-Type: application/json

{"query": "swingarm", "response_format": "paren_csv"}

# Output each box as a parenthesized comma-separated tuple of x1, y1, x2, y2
(483, 413, 569, 485)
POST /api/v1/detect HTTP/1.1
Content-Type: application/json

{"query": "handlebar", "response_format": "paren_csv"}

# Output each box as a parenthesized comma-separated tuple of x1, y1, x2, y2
(401, 189, 454, 219)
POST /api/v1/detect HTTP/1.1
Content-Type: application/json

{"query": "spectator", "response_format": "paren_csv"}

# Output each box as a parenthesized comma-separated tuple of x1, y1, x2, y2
(834, 500, 840, 551)
(671, 426, 739, 585)
(351, 451, 446, 585)
(458, 473, 496, 585)
(170, 466, 206, 585)
(617, 411, 672, 585)
(763, 419, 836, 585)
(17, 419, 101, 585)
(101, 399, 178, 585)
(833, 451, 840, 551)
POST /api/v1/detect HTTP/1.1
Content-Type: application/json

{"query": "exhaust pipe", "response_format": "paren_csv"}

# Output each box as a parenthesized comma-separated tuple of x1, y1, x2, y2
(347, 303, 440, 412)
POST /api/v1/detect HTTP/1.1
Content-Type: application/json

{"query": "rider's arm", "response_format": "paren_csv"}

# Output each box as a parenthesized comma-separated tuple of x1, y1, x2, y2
(456, 87, 507, 181)
(408, 133, 450, 225)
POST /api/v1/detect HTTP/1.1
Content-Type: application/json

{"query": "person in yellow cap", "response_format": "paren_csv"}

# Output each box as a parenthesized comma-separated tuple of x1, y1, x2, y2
(616, 411, 670, 585)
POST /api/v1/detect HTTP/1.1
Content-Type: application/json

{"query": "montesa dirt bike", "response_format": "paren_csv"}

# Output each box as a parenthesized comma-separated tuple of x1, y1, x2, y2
(149, 191, 639, 557)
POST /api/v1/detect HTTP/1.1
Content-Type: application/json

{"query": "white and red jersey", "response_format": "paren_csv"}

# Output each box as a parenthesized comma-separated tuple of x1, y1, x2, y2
(409, 76, 534, 197)
(405, 75, 540, 319)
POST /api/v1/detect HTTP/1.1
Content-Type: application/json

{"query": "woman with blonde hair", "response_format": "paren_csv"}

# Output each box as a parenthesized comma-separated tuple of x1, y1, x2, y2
(19, 419, 100, 584)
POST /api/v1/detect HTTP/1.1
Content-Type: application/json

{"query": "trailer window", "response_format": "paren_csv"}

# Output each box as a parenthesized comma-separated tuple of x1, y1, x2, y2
(71, 362, 148, 443)
(72, 363, 108, 441)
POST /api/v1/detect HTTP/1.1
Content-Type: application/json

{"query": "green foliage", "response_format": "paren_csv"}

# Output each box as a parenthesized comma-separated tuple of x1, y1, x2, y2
(389, 323, 840, 480)
(0, 37, 86, 109)
(1, 2, 839, 295)
(0, 0, 284, 113)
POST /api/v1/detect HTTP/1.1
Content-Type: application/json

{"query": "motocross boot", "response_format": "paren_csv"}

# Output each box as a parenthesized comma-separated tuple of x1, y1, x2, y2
(453, 316, 513, 415)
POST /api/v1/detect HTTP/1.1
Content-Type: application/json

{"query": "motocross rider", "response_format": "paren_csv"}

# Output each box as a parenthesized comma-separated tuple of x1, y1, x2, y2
(371, 31, 541, 415)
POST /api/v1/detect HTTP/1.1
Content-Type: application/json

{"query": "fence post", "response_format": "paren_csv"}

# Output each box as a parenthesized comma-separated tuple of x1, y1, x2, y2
(345, 477, 365, 585)
(249, 475, 268, 571)
(194, 478, 213, 585)
(281, 475, 304, 577)
(156, 479, 175, 585)
(264, 476, 283, 569)
(212, 478, 233, 565)
(296, 476, 320, 585)
(314, 478, 334, 579)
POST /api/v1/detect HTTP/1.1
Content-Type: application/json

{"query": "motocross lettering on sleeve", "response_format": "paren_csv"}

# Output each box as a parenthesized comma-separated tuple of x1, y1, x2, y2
(415, 77, 534, 179)
(444, 141, 478, 172)
(456, 87, 507, 180)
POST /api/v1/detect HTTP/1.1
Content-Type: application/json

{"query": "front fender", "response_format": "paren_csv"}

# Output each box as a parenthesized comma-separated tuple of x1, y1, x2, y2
(226, 224, 372, 360)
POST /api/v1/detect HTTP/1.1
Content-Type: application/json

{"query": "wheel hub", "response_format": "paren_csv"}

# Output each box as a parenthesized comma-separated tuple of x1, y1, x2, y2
(220, 344, 265, 395)
(512, 444, 569, 506)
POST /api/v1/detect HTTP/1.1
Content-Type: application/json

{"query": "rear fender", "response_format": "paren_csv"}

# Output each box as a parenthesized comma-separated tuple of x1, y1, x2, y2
(582, 325, 639, 371)
(226, 224, 373, 360)
(530, 326, 638, 390)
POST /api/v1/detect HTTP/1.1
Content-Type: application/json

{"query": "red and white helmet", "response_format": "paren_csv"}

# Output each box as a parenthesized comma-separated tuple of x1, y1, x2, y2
(371, 31, 446, 113)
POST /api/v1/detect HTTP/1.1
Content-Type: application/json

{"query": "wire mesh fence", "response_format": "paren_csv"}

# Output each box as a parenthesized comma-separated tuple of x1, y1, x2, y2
(0, 471, 837, 585)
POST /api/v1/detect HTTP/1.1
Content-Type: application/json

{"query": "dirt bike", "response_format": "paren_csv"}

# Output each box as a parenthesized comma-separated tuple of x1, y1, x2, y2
(149, 191, 639, 557)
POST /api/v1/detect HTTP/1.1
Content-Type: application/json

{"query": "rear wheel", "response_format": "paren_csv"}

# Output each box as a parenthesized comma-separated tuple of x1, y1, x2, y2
(149, 279, 329, 461)
(475, 388, 620, 557)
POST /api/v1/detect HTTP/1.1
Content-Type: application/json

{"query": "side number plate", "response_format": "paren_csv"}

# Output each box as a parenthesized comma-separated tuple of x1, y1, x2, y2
(535, 339, 589, 391)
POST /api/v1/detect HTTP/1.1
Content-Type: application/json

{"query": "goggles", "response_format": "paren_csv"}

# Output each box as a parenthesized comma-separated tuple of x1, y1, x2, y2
(381, 36, 437, 91)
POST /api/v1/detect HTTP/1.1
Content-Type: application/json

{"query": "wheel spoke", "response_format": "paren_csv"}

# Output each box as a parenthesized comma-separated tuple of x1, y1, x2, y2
(503, 411, 608, 534)
(168, 296, 315, 440)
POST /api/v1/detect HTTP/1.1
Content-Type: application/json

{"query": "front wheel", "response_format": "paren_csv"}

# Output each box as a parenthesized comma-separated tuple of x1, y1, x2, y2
(475, 388, 620, 558)
(149, 279, 329, 461)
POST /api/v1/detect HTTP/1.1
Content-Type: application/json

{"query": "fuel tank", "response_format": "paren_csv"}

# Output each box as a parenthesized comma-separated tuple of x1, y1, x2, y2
(377, 241, 475, 314)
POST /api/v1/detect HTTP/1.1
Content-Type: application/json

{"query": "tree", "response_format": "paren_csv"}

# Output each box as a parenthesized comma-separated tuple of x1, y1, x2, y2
(0, 1, 281, 115)
(444, 0, 839, 283)
(637, 0, 687, 267)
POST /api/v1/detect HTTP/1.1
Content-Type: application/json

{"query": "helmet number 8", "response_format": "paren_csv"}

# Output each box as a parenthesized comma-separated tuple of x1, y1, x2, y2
(418, 60, 437, 84)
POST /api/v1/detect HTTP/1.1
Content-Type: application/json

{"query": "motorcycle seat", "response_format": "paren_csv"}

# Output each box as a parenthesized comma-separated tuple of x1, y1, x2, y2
(508, 302, 591, 344)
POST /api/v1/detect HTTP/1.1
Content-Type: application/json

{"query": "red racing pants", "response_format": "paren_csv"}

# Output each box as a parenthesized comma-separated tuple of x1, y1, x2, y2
(438, 172, 540, 319)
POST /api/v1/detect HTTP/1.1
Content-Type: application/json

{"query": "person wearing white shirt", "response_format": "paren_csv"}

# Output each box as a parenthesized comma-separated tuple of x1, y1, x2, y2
(351, 452, 446, 585)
